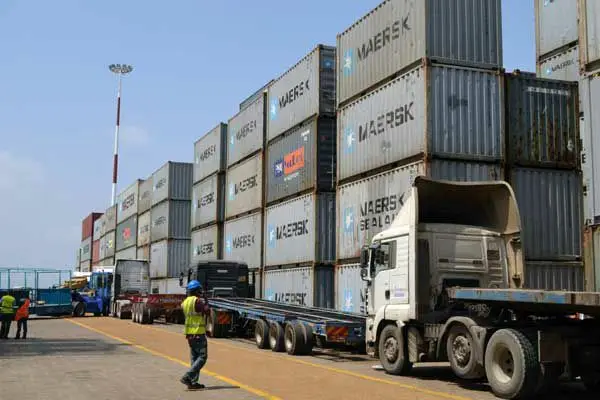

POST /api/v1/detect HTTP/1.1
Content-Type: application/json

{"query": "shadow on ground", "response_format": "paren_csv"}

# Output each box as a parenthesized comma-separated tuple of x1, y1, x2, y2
(0, 338, 130, 358)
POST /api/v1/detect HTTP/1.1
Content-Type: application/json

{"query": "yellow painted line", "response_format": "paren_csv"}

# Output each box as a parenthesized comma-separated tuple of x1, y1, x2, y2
(66, 319, 281, 400)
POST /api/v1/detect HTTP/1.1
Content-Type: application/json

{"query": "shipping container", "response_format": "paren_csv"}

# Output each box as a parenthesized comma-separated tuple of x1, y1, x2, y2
(115, 246, 137, 261)
(337, 160, 504, 260)
(580, 72, 600, 225)
(152, 161, 193, 206)
(81, 212, 103, 240)
(138, 177, 153, 214)
(80, 237, 92, 262)
(249, 268, 262, 299)
(267, 117, 336, 204)
(103, 230, 116, 258)
(116, 215, 138, 251)
(534, 0, 578, 59)
(194, 124, 227, 184)
(267, 45, 336, 142)
(537, 44, 580, 82)
(586, 225, 600, 291)
(228, 95, 265, 167)
(337, 63, 503, 181)
(264, 192, 335, 267)
(336, 0, 503, 107)
(116, 180, 142, 224)
(137, 245, 150, 261)
(335, 263, 367, 314)
(104, 204, 117, 232)
(150, 239, 191, 279)
(79, 260, 91, 272)
(262, 265, 334, 308)
(240, 80, 273, 111)
(151, 200, 191, 242)
(100, 257, 114, 266)
(150, 278, 186, 295)
(226, 153, 263, 218)
(224, 212, 262, 269)
(92, 215, 104, 242)
(578, 0, 600, 70)
(75, 248, 81, 267)
(191, 224, 222, 265)
(509, 167, 582, 260)
(191, 173, 225, 229)
(92, 240, 100, 263)
(505, 73, 579, 168)
(524, 260, 584, 292)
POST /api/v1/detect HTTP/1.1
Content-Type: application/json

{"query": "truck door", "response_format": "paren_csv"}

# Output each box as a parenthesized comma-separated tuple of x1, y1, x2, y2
(368, 240, 396, 315)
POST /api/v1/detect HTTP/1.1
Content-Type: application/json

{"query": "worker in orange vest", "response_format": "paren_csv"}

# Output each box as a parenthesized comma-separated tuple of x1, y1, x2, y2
(15, 293, 30, 339)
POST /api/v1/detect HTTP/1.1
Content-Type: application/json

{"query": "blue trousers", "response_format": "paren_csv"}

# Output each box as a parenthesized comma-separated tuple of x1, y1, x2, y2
(184, 335, 208, 384)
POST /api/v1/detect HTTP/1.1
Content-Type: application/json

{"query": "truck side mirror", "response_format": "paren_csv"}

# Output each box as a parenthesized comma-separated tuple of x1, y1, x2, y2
(360, 247, 369, 267)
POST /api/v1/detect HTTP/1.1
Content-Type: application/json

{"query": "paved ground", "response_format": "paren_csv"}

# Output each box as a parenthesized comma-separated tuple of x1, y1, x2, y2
(0, 317, 596, 399)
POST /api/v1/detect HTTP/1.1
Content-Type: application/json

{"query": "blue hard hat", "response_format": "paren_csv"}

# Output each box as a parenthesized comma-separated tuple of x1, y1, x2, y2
(187, 280, 201, 291)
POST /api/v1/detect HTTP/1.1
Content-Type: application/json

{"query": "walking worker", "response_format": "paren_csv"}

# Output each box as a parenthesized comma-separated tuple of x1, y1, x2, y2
(15, 293, 30, 339)
(180, 279, 211, 390)
(0, 291, 16, 339)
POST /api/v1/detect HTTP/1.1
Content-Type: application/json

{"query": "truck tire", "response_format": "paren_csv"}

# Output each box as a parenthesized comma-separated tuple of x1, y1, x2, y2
(284, 321, 307, 356)
(207, 309, 224, 338)
(72, 302, 85, 318)
(268, 322, 285, 352)
(446, 324, 485, 380)
(299, 323, 314, 354)
(378, 324, 412, 375)
(484, 328, 540, 399)
(140, 305, 150, 325)
(255, 319, 269, 349)
(132, 304, 138, 323)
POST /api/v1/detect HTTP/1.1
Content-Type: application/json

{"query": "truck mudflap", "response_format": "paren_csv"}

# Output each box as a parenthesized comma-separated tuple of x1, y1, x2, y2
(144, 294, 186, 310)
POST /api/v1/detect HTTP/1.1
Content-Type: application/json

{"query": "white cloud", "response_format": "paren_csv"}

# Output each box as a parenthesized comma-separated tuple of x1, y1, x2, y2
(119, 125, 150, 147)
(0, 150, 44, 191)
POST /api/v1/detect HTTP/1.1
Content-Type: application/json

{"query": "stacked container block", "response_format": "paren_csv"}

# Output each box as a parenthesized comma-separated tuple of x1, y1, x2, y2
(80, 212, 102, 272)
(115, 179, 143, 261)
(99, 204, 117, 265)
(136, 176, 153, 261)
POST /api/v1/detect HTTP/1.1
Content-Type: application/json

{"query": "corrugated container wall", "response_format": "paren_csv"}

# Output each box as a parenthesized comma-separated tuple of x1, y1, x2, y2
(150, 239, 191, 279)
(534, 0, 578, 59)
(191, 224, 222, 265)
(240, 80, 273, 111)
(137, 211, 151, 247)
(267, 117, 336, 204)
(537, 45, 580, 82)
(150, 278, 186, 295)
(226, 154, 263, 218)
(82, 212, 102, 240)
(578, 0, 600, 70)
(191, 173, 225, 229)
(116, 180, 142, 224)
(80, 237, 92, 261)
(151, 162, 193, 206)
(264, 192, 335, 267)
(580, 72, 600, 225)
(116, 215, 138, 251)
(104, 204, 117, 232)
(103, 230, 116, 258)
(267, 45, 336, 142)
(79, 260, 91, 272)
(151, 200, 191, 242)
(100, 257, 114, 266)
(92, 215, 104, 242)
(263, 266, 334, 308)
(335, 263, 367, 314)
(525, 260, 584, 291)
(509, 167, 582, 260)
(137, 245, 150, 261)
(194, 124, 227, 183)
(115, 246, 137, 261)
(505, 73, 579, 168)
(224, 212, 262, 269)
(337, 64, 503, 182)
(138, 177, 153, 214)
(336, 0, 503, 106)
(227, 95, 265, 167)
(92, 240, 100, 263)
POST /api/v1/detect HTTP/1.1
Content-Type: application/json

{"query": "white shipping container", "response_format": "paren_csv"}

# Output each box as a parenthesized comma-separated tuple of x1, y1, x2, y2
(191, 174, 225, 229)
(80, 260, 91, 272)
(537, 45, 580, 82)
(534, 0, 578, 58)
(137, 245, 150, 261)
(93, 216, 103, 242)
(227, 95, 265, 167)
(117, 180, 142, 224)
(191, 225, 221, 265)
(115, 246, 137, 261)
(150, 278, 186, 295)
(149, 239, 190, 279)
(225, 153, 263, 219)
(335, 264, 367, 314)
(194, 124, 227, 183)
(578, 0, 600, 70)
(224, 213, 262, 269)
(581, 73, 600, 224)
(137, 211, 151, 247)
(80, 237, 92, 262)
(151, 162, 193, 206)
(262, 266, 334, 308)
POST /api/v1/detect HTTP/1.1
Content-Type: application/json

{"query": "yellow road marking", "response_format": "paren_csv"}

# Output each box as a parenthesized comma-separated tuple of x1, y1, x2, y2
(66, 319, 281, 400)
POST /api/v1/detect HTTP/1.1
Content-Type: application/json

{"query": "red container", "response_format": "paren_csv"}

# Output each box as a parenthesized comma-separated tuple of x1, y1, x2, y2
(92, 240, 100, 263)
(82, 212, 103, 240)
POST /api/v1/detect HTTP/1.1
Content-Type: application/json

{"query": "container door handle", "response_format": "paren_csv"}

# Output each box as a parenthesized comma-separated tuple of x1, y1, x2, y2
(385, 290, 390, 300)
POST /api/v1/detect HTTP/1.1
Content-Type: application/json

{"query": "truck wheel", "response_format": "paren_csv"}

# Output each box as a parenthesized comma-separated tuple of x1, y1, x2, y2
(255, 319, 269, 349)
(300, 323, 314, 354)
(268, 322, 285, 352)
(284, 321, 306, 356)
(141, 305, 150, 325)
(378, 324, 412, 375)
(484, 329, 540, 399)
(131, 304, 138, 323)
(447, 324, 485, 380)
(72, 302, 85, 318)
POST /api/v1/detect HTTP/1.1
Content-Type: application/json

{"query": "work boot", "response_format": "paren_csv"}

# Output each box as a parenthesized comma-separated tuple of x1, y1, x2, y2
(180, 376, 192, 387)
(188, 383, 205, 390)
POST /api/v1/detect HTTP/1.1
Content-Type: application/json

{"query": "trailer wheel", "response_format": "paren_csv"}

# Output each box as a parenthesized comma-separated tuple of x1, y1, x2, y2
(484, 329, 540, 399)
(284, 321, 306, 356)
(140, 305, 150, 325)
(446, 324, 485, 380)
(378, 324, 412, 376)
(254, 319, 269, 349)
(299, 323, 314, 354)
(268, 322, 285, 352)
(72, 302, 85, 318)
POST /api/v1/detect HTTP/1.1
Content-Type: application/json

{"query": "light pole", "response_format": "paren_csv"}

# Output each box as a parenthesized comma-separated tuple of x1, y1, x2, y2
(108, 63, 133, 207)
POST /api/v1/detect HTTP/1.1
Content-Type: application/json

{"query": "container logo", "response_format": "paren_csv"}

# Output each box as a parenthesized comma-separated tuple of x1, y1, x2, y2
(231, 120, 257, 147)
(545, 58, 575, 76)
(225, 235, 232, 253)
(153, 178, 166, 192)
(343, 207, 355, 234)
(357, 102, 415, 144)
(138, 223, 149, 236)
(153, 216, 167, 226)
(194, 243, 214, 256)
(358, 193, 405, 232)
(140, 190, 151, 201)
(273, 146, 305, 181)
(343, 126, 356, 154)
(543, 0, 553, 6)
(322, 57, 334, 70)
(271, 79, 310, 121)
(267, 219, 309, 248)
(120, 193, 136, 212)
(196, 144, 217, 164)
(263, 287, 307, 305)
(269, 98, 279, 121)
(343, 49, 354, 77)
(229, 174, 258, 201)
(122, 227, 131, 241)
(197, 192, 215, 208)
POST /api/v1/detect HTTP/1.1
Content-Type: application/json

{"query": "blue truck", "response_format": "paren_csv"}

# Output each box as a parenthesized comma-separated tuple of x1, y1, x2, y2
(71, 268, 113, 317)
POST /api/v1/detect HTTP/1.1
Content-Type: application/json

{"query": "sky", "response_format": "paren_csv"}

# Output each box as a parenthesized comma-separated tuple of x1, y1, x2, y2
(0, 0, 536, 270)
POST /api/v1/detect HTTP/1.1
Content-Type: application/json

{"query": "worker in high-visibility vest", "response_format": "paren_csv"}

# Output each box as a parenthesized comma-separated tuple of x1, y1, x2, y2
(15, 293, 30, 339)
(179, 280, 210, 390)
(0, 292, 16, 339)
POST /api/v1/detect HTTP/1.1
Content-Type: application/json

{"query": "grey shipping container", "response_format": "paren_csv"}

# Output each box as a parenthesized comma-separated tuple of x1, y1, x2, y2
(505, 73, 579, 168)
(137, 211, 151, 247)
(93, 216, 103, 241)
(138, 177, 153, 214)
(117, 179, 142, 224)
(104, 204, 117, 232)
(99, 235, 107, 260)
(115, 259, 150, 293)
(151, 200, 191, 242)
(337, 64, 503, 181)
(240, 80, 273, 111)
(115, 246, 137, 261)
(267, 45, 336, 142)
(116, 214, 137, 251)
(79, 260, 91, 272)
(150, 239, 191, 279)
(191, 173, 225, 229)
(152, 161, 193, 206)
(191, 224, 222, 265)
(228, 94, 265, 167)
(137, 245, 150, 261)
(262, 265, 334, 308)
(509, 167, 582, 260)
(224, 212, 262, 269)
(226, 153, 263, 219)
(335, 263, 367, 314)
(580, 72, 600, 225)
(578, 0, 600, 70)
(336, 0, 503, 107)
(264, 192, 335, 267)
(194, 123, 227, 183)
(104, 230, 116, 258)
(537, 45, 580, 82)
(267, 117, 336, 204)
(524, 260, 584, 292)
(534, 0, 578, 59)
(100, 257, 114, 266)
(80, 237, 92, 262)
(337, 160, 504, 260)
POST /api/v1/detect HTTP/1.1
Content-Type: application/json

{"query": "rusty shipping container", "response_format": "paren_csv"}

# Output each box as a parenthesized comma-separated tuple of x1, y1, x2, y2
(104, 204, 117, 232)
(116, 180, 142, 224)
(335, 263, 367, 314)
(152, 161, 193, 206)
(264, 192, 335, 267)
(336, 0, 503, 107)
(578, 0, 600, 71)
(267, 45, 336, 142)
(194, 123, 227, 184)
(93, 215, 103, 242)
(224, 212, 262, 269)
(191, 224, 222, 265)
(267, 117, 336, 204)
(263, 265, 334, 308)
(580, 72, 600, 225)
(228, 94, 265, 167)
(191, 173, 225, 229)
(226, 153, 263, 219)
(151, 200, 191, 242)
(525, 260, 584, 292)
(505, 72, 579, 168)
(138, 177, 153, 214)
(137, 211, 151, 247)
(92, 240, 100, 263)
(81, 212, 103, 240)
(116, 215, 138, 251)
(338, 64, 503, 182)
(534, 0, 578, 59)
(80, 237, 92, 262)
(150, 239, 191, 279)
(137, 245, 150, 262)
(537, 44, 580, 82)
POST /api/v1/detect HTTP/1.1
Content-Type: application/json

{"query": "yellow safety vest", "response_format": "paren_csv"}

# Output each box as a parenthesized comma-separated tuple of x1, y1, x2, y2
(181, 296, 206, 335)
(0, 295, 16, 314)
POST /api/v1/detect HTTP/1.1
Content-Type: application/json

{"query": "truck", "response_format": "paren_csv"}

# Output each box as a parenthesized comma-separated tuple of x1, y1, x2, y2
(357, 176, 600, 398)
(70, 267, 113, 317)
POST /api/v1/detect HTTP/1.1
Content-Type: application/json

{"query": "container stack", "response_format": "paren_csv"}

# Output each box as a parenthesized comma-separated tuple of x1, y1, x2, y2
(191, 124, 227, 268)
(98, 204, 117, 265)
(80, 212, 103, 272)
(149, 161, 193, 282)
(91, 215, 104, 268)
(334, 0, 504, 313)
(136, 177, 153, 261)
(114, 180, 143, 261)
(262, 44, 337, 308)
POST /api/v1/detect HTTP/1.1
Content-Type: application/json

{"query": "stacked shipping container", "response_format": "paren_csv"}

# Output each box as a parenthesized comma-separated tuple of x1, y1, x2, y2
(80, 212, 102, 272)
(98, 204, 117, 266)
(136, 177, 153, 261)
(115, 179, 142, 261)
